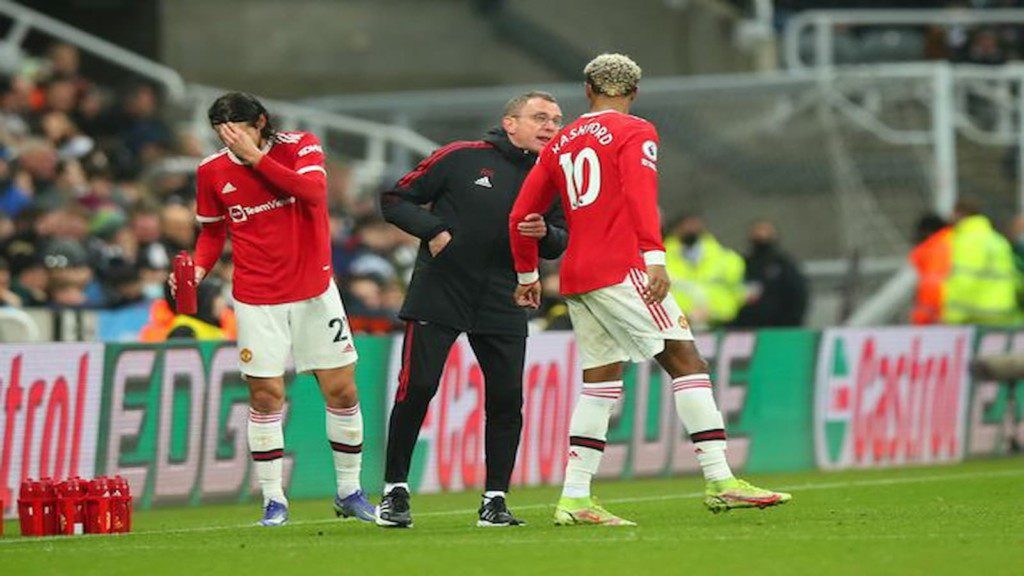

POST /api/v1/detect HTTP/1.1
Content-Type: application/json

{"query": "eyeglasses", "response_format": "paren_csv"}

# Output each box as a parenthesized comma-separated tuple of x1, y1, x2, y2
(513, 113, 563, 127)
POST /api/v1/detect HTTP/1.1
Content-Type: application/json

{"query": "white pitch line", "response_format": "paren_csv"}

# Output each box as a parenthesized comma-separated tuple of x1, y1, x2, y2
(2, 466, 1021, 545)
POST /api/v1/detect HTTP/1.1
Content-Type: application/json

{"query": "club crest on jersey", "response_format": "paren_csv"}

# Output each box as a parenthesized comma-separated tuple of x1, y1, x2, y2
(678, 315, 689, 330)
(228, 205, 247, 223)
(240, 348, 253, 363)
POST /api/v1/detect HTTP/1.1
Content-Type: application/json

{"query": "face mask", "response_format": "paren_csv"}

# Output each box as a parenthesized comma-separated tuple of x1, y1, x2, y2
(681, 233, 699, 247)
(142, 283, 163, 299)
(750, 239, 775, 253)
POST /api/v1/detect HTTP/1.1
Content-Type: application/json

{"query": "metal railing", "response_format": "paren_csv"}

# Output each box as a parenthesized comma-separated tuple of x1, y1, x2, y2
(0, 0, 187, 100)
(783, 8, 1024, 71)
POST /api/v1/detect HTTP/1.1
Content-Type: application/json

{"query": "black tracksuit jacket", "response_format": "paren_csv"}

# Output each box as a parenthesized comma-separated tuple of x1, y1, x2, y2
(380, 128, 567, 337)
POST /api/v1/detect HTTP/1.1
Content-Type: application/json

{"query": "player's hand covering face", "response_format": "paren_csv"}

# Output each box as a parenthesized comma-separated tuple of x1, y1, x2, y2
(216, 122, 264, 165)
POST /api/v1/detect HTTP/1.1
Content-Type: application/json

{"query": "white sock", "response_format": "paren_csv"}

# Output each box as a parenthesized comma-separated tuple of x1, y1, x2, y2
(561, 381, 622, 499)
(326, 403, 363, 499)
(248, 408, 287, 506)
(483, 490, 505, 503)
(672, 374, 733, 482)
(384, 482, 409, 495)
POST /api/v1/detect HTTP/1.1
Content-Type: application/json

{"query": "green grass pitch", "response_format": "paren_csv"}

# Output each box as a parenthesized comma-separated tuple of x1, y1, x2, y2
(3, 458, 1022, 576)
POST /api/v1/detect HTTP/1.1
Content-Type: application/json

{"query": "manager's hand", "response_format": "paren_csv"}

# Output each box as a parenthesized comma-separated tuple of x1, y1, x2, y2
(517, 213, 547, 239)
(428, 230, 452, 257)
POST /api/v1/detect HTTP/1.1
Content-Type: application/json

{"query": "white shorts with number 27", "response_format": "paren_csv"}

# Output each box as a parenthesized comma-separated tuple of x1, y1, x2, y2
(234, 280, 358, 377)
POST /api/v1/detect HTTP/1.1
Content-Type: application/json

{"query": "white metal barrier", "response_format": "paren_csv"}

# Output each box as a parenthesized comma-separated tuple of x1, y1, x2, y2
(783, 8, 1024, 71)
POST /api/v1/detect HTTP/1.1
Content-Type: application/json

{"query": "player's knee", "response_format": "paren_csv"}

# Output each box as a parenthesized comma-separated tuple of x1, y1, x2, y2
(248, 381, 285, 412)
(318, 367, 358, 408)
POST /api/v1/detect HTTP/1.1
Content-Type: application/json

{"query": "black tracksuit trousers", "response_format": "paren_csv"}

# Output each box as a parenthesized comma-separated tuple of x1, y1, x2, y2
(384, 320, 525, 492)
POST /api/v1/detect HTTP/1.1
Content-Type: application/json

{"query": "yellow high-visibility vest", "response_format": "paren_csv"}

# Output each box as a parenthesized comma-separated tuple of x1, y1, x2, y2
(665, 234, 746, 326)
(942, 215, 1020, 326)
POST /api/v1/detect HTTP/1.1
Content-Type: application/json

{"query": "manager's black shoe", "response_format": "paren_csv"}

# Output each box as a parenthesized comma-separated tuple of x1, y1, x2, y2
(376, 487, 413, 528)
(477, 495, 525, 527)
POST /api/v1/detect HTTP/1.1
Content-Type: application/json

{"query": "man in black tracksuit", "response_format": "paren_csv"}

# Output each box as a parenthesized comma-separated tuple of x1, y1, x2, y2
(377, 92, 567, 528)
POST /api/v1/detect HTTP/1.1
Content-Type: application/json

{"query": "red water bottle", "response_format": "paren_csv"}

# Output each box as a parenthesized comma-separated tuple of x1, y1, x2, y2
(84, 477, 111, 534)
(109, 476, 132, 533)
(56, 477, 87, 535)
(18, 478, 57, 536)
(174, 251, 198, 315)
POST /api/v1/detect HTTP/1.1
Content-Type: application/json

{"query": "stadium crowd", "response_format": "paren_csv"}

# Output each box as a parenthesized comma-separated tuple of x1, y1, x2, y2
(0, 42, 421, 336)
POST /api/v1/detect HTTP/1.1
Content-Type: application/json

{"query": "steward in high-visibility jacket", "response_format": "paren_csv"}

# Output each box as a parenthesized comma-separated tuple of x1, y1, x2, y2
(665, 233, 746, 329)
(942, 213, 1019, 326)
(908, 226, 953, 325)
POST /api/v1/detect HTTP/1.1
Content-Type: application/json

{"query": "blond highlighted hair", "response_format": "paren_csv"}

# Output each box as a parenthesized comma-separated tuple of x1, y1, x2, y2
(584, 53, 642, 97)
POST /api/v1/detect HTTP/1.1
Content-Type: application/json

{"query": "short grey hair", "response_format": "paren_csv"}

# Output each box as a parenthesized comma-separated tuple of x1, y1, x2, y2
(584, 53, 642, 97)
(503, 90, 558, 117)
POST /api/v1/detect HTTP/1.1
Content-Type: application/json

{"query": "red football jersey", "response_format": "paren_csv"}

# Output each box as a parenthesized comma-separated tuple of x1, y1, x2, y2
(510, 109, 664, 295)
(194, 131, 332, 305)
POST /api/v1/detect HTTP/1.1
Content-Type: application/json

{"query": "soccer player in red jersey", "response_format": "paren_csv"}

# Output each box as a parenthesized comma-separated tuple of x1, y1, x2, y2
(510, 55, 791, 524)
(177, 93, 375, 526)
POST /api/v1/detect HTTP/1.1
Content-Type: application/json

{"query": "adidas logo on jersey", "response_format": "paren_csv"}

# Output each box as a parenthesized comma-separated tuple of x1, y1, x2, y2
(221, 182, 237, 194)
(474, 176, 492, 188)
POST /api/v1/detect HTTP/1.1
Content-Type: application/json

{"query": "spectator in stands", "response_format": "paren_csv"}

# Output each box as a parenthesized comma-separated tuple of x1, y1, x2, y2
(908, 213, 953, 325)
(732, 219, 808, 327)
(40, 111, 94, 160)
(943, 198, 1019, 325)
(114, 83, 172, 175)
(337, 216, 399, 282)
(0, 257, 22, 307)
(664, 213, 746, 330)
(43, 238, 99, 307)
(101, 260, 144, 308)
(0, 75, 33, 141)
(0, 148, 31, 217)
(340, 273, 400, 334)
(16, 139, 59, 198)
(5, 238, 46, 306)
(160, 202, 196, 255)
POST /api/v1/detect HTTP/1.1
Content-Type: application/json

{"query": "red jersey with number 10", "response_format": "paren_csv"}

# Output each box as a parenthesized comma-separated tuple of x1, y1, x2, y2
(510, 109, 663, 295)
(195, 131, 332, 305)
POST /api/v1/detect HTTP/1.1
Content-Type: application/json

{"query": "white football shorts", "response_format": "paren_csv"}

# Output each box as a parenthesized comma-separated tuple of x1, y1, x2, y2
(233, 280, 358, 377)
(567, 268, 694, 370)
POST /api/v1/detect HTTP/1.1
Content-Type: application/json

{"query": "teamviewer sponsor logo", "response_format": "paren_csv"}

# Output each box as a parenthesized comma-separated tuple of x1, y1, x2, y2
(227, 197, 296, 223)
